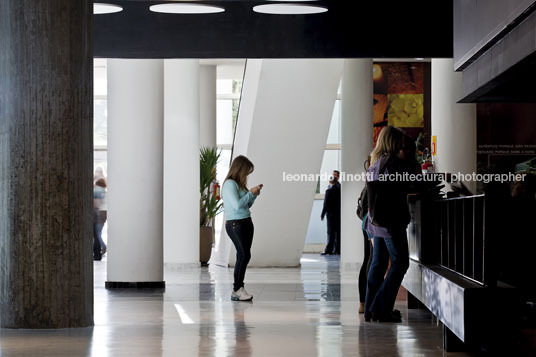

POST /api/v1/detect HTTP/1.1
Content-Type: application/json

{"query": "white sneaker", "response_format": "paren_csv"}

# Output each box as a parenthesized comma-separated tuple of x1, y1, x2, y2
(231, 287, 253, 301)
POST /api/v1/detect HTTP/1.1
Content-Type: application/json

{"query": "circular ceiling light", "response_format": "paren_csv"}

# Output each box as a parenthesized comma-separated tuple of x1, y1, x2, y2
(94, 3, 123, 15)
(253, 4, 328, 15)
(149, 3, 225, 14)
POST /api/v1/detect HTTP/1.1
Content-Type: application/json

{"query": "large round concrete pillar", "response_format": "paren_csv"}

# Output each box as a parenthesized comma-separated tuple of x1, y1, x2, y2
(340, 59, 373, 271)
(163, 60, 200, 268)
(431, 59, 477, 193)
(200, 65, 217, 148)
(107, 59, 165, 287)
(0, 0, 93, 327)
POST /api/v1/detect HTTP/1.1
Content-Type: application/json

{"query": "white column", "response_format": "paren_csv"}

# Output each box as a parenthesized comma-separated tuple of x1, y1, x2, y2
(107, 59, 164, 284)
(340, 59, 373, 271)
(199, 65, 217, 148)
(163, 59, 201, 268)
(431, 59, 477, 193)
(229, 59, 344, 267)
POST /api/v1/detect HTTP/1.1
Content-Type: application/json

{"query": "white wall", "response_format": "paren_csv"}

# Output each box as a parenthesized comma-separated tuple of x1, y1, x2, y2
(200, 65, 217, 148)
(107, 59, 164, 282)
(340, 59, 373, 271)
(232, 59, 345, 267)
(431, 59, 477, 193)
(163, 60, 200, 267)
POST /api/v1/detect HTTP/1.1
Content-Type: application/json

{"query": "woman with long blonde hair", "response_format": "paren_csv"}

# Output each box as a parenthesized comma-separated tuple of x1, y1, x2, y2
(363, 126, 412, 323)
(222, 155, 263, 301)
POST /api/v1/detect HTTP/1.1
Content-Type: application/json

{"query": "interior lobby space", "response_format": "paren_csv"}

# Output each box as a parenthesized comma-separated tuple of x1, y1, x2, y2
(1, 255, 470, 356)
(2, 0, 536, 356)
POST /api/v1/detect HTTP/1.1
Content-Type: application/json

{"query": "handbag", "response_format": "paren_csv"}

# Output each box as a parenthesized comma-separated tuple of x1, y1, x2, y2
(356, 186, 368, 220)
(366, 155, 410, 229)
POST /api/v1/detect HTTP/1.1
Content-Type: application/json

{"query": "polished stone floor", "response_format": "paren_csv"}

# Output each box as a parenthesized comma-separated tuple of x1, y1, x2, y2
(0, 255, 473, 356)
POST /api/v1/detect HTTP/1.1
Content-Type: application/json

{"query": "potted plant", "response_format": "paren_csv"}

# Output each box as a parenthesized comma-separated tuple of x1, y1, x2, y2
(200, 147, 223, 264)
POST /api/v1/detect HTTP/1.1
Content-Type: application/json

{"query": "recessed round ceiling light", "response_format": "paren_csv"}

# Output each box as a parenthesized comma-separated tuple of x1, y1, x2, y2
(149, 3, 225, 14)
(253, 4, 328, 15)
(94, 3, 123, 15)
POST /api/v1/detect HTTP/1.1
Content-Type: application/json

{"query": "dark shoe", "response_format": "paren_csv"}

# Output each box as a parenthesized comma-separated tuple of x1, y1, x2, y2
(375, 311, 402, 323)
(320, 252, 330, 255)
(392, 309, 401, 318)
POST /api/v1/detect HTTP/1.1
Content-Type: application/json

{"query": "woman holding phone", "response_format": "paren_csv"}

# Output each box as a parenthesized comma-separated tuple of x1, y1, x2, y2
(222, 155, 263, 301)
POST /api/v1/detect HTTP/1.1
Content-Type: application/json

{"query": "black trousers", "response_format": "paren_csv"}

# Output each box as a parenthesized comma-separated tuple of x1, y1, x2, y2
(324, 215, 340, 254)
(358, 229, 373, 303)
(226, 217, 254, 292)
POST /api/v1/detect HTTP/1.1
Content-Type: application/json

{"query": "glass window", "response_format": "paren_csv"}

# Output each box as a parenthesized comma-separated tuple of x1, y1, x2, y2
(317, 150, 340, 194)
(94, 100, 107, 148)
(94, 63, 107, 97)
(217, 80, 233, 95)
(326, 100, 341, 145)
(217, 100, 234, 145)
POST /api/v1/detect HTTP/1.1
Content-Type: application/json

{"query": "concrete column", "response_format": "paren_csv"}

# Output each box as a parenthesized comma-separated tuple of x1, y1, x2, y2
(340, 59, 373, 271)
(431, 59, 477, 193)
(200, 65, 217, 148)
(163, 60, 200, 268)
(107, 59, 164, 287)
(0, 0, 93, 328)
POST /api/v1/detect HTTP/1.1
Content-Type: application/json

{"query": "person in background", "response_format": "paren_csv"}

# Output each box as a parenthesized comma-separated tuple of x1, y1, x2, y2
(93, 178, 107, 261)
(332, 170, 341, 189)
(364, 126, 412, 323)
(94, 166, 106, 184)
(358, 158, 373, 313)
(223, 155, 263, 302)
(321, 175, 341, 255)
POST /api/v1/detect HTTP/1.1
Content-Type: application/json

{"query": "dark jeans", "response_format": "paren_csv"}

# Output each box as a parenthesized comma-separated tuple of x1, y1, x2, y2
(365, 231, 409, 317)
(358, 229, 373, 303)
(93, 223, 104, 260)
(324, 215, 340, 254)
(226, 217, 254, 292)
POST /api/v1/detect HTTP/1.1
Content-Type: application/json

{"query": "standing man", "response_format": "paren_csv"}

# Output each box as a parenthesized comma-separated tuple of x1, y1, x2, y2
(332, 170, 341, 189)
(321, 174, 341, 255)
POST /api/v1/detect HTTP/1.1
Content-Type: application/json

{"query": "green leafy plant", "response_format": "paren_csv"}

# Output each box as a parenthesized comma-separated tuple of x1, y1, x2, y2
(200, 147, 223, 227)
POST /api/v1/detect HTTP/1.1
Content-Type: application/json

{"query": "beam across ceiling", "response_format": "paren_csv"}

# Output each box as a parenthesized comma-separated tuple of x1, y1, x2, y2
(94, 0, 454, 59)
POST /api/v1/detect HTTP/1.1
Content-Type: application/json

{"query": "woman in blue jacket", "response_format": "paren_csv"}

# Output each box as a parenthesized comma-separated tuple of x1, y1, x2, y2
(223, 155, 263, 301)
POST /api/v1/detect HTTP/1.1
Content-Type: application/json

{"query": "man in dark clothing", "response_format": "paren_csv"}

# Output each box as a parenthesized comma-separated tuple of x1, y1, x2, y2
(321, 176, 341, 255)
(332, 170, 341, 189)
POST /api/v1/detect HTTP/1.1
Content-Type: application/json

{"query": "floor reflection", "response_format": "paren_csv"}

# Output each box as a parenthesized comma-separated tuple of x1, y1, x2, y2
(0, 255, 470, 356)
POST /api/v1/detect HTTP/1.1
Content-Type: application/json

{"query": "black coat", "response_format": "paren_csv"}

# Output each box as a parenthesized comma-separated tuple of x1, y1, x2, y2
(321, 184, 341, 219)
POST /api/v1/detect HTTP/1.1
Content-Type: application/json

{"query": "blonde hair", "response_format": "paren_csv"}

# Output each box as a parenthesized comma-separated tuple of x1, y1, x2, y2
(225, 155, 254, 191)
(370, 126, 405, 165)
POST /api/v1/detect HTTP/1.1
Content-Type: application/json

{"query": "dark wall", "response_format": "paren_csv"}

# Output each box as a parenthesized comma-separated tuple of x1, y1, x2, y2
(453, 0, 535, 70)
(477, 103, 536, 175)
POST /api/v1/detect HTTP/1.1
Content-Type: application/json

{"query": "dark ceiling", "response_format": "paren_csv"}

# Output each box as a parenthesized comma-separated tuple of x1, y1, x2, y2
(94, 0, 454, 59)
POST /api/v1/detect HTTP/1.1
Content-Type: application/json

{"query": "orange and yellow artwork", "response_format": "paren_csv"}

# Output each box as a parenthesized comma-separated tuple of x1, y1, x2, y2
(373, 62, 425, 146)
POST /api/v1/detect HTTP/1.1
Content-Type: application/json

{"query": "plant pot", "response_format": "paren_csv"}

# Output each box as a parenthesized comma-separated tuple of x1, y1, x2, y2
(200, 226, 214, 264)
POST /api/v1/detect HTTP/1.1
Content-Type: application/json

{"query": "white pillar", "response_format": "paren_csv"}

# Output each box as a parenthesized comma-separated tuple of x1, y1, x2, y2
(107, 59, 164, 285)
(431, 59, 477, 193)
(340, 59, 373, 271)
(163, 59, 201, 268)
(199, 65, 217, 148)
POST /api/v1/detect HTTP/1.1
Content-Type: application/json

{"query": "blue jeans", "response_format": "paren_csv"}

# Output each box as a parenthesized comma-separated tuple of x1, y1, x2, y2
(93, 223, 104, 260)
(226, 218, 254, 292)
(364, 231, 409, 317)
